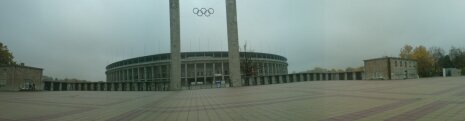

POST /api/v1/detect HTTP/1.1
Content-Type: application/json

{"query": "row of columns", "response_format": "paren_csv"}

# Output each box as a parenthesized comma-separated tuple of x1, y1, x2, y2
(44, 71, 363, 91)
(107, 65, 168, 82)
(107, 62, 287, 82)
(44, 81, 169, 91)
(244, 72, 363, 86)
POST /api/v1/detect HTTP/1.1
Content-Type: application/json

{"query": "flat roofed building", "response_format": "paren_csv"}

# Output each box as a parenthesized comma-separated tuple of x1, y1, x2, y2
(0, 64, 43, 91)
(364, 57, 418, 80)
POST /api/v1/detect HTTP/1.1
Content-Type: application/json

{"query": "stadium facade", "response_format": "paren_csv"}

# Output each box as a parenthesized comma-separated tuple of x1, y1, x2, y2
(105, 51, 288, 89)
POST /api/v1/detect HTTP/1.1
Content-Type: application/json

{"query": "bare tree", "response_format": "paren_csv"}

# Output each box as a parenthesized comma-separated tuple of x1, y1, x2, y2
(240, 42, 261, 86)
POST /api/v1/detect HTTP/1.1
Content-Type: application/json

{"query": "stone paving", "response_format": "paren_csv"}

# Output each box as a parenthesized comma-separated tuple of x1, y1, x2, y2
(1, 77, 465, 121)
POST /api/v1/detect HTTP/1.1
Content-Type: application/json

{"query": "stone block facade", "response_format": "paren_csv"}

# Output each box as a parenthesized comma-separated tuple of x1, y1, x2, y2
(364, 57, 418, 80)
(0, 65, 43, 91)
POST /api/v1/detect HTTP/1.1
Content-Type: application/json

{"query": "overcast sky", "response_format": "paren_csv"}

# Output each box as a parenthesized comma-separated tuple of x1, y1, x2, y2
(1, 0, 465, 81)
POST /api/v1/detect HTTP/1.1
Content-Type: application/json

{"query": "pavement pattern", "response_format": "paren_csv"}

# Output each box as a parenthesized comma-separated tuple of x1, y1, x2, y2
(1, 77, 465, 121)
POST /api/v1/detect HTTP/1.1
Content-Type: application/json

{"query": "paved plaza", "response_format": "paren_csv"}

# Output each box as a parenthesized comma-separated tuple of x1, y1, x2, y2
(1, 77, 465, 121)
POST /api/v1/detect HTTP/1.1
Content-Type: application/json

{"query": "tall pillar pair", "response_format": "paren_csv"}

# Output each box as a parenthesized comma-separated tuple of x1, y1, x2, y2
(169, 0, 241, 90)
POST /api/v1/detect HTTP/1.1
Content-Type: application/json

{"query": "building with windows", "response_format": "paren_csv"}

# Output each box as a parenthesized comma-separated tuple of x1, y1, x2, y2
(0, 64, 43, 91)
(105, 51, 288, 89)
(364, 57, 418, 80)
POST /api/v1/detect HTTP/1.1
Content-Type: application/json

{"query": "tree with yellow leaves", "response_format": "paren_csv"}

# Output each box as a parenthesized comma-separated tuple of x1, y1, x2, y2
(412, 45, 434, 77)
(399, 45, 414, 59)
(400, 45, 434, 77)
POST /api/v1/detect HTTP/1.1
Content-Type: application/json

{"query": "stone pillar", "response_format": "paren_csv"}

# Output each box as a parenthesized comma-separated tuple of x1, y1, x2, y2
(251, 77, 256, 85)
(221, 62, 225, 84)
(81, 83, 84, 91)
(204, 63, 207, 87)
(256, 77, 260, 85)
(353, 72, 357, 80)
(305, 73, 310, 81)
(141, 83, 145, 91)
(226, 0, 241, 87)
(58, 83, 62, 91)
(169, 0, 181, 91)
(264, 77, 269, 84)
(90, 83, 93, 91)
(296, 74, 300, 82)
(194, 64, 197, 85)
(326, 73, 329, 80)
(95, 83, 98, 91)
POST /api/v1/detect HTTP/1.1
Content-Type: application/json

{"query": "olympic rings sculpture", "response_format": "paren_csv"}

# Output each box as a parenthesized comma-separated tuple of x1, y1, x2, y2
(193, 8, 214, 17)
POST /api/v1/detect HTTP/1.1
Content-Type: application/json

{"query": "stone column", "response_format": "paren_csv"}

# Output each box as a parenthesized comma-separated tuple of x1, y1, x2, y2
(265, 76, 269, 85)
(204, 63, 207, 87)
(169, 0, 181, 91)
(226, 0, 241, 87)
(353, 72, 357, 80)
(194, 64, 197, 85)
(58, 83, 62, 91)
(325, 73, 331, 80)
(251, 77, 256, 85)
(221, 62, 225, 84)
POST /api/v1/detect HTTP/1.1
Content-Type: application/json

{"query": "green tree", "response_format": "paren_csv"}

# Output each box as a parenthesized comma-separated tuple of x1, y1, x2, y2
(0, 42, 15, 65)
(439, 55, 453, 68)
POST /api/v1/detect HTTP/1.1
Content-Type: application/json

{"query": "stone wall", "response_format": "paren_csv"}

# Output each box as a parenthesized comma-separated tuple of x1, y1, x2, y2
(364, 57, 418, 80)
(364, 59, 389, 80)
(0, 65, 43, 91)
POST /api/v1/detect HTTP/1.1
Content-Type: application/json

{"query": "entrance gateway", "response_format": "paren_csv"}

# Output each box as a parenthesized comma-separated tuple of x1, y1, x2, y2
(169, 0, 241, 90)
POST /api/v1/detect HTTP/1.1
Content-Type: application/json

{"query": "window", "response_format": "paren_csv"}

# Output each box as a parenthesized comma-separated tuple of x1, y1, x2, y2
(395, 61, 397, 67)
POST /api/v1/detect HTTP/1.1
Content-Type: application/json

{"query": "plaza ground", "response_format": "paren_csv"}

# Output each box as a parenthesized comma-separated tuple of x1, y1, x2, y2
(1, 77, 465, 121)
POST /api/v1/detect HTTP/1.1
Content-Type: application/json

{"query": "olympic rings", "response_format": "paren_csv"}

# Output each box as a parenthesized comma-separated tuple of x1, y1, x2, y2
(193, 8, 214, 17)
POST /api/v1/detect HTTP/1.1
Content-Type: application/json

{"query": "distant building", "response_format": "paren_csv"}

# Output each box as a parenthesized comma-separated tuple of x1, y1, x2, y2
(0, 64, 43, 91)
(364, 57, 418, 80)
(443, 68, 462, 77)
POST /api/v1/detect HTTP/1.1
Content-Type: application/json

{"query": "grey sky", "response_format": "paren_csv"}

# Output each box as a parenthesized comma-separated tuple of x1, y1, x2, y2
(1, 0, 464, 81)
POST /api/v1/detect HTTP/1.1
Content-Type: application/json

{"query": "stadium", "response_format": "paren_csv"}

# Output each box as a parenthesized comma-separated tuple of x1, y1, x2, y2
(105, 51, 288, 89)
